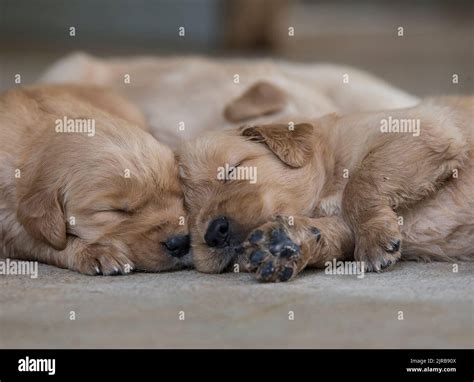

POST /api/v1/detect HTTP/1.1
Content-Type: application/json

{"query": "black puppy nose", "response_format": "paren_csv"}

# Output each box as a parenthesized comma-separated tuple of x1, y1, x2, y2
(163, 235, 190, 258)
(205, 216, 230, 247)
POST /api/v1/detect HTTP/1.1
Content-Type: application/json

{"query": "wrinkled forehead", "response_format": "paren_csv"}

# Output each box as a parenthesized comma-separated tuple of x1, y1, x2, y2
(68, 174, 150, 208)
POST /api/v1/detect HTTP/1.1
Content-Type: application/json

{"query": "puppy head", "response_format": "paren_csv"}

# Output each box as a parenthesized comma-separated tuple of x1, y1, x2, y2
(179, 122, 321, 273)
(16, 106, 189, 272)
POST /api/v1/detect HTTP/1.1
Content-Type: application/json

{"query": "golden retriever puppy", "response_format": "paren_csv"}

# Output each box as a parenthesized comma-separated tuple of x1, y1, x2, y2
(39, 52, 419, 148)
(179, 97, 473, 281)
(0, 85, 190, 275)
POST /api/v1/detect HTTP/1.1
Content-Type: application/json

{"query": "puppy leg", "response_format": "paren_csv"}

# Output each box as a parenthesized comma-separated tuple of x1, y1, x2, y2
(341, 118, 468, 272)
(244, 215, 353, 282)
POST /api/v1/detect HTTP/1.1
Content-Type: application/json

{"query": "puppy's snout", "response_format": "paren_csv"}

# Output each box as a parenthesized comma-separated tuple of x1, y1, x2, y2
(205, 216, 230, 247)
(163, 235, 190, 258)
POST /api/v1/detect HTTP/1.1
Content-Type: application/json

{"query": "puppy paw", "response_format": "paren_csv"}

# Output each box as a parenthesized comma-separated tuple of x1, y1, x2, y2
(354, 221, 401, 272)
(244, 216, 319, 282)
(71, 244, 135, 276)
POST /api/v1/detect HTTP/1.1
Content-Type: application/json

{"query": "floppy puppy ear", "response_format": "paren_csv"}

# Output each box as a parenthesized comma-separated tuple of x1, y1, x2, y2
(224, 81, 287, 122)
(241, 123, 314, 168)
(17, 186, 67, 250)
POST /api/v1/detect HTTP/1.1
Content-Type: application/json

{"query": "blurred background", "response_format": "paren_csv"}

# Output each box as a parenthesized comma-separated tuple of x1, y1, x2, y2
(0, 0, 473, 95)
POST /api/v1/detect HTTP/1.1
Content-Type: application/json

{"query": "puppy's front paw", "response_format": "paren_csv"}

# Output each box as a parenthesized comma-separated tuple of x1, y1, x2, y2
(70, 243, 135, 276)
(354, 219, 401, 272)
(244, 216, 320, 282)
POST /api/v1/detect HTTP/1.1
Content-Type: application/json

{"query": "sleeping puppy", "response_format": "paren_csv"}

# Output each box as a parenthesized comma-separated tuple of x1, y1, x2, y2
(0, 85, 190, 275)
(39, 52, 419, 149)
(179, 97, 473, 281)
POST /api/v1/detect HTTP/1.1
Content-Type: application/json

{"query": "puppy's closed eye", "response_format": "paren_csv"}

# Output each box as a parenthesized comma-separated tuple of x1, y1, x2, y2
(221, 163, 241, 184)
(111, 208, 135, 215)
(93, 205, 136, 215)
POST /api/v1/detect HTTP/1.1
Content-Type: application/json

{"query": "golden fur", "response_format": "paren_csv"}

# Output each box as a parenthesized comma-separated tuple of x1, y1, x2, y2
(0, 85, 189, 275)
(40, 52, 419, 149)
(179, 97, 474, 281)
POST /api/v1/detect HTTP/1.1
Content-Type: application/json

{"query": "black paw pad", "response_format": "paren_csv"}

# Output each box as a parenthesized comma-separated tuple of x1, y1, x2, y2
(279, 246, 299, 258)
(278, 267, 294, 282)
(259, 261, 275, 280)
(269, 229, 298, 256)
(249, 250, 266, 265)
(248, 229, 264, 244)
(270, 228, 288, 243)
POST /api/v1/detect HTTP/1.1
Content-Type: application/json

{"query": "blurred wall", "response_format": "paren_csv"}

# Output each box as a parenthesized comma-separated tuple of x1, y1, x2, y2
(0, 0, 223, 52)
(0, 0, 473, 96)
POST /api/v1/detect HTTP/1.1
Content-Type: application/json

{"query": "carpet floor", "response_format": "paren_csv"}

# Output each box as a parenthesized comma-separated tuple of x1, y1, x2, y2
(1, 261, 472, 348)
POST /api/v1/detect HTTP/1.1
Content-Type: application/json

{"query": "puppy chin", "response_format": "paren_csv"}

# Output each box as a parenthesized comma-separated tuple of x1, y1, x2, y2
(192, 244, 240, 273)
(154, 252, 194, 272)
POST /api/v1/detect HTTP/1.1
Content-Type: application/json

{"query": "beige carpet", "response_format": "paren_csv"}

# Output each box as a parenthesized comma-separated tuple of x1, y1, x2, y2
(1, 261, 472, 348)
